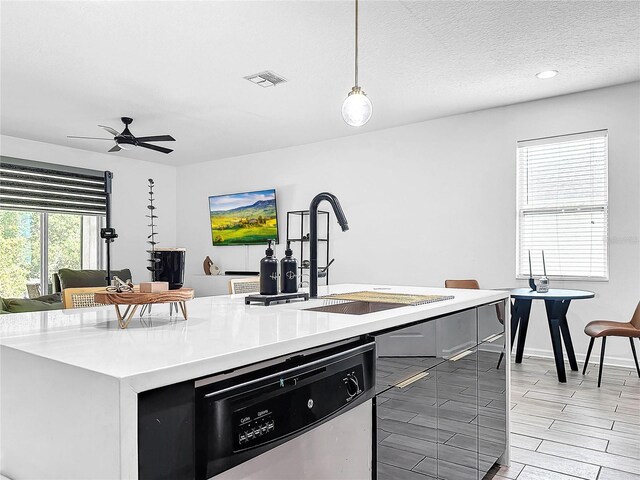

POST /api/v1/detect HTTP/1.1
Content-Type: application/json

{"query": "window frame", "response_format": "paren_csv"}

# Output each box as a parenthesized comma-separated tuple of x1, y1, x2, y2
(515, 130, 609, 282)
(41, 212, 105, 295)
(0, 209, 104, 297)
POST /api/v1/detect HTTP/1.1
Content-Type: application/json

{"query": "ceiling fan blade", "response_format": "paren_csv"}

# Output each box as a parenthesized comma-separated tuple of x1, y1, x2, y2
(108, 145, 121, 152)
(98, 125, 120, 136)
(135, 135, 175, 142)
(67, 136, 113, 140)
(138, 142, 173, 154)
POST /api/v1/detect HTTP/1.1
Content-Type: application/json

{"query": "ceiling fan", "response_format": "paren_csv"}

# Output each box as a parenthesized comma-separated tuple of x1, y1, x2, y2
(67, 117, 175, 154)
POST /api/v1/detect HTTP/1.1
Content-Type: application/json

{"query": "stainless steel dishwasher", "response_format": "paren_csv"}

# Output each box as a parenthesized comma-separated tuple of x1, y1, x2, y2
(194, 340, 375, 480)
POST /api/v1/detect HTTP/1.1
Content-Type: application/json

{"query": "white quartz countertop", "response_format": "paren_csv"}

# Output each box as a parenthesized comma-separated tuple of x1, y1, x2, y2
(0, 284, 508, 392)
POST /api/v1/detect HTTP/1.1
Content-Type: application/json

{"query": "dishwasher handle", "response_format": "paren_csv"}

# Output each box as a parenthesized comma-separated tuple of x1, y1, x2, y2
(199, 341, 375, 398)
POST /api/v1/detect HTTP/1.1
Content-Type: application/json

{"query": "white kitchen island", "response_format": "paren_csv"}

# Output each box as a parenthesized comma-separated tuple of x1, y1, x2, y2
(0, 284, 509, 480)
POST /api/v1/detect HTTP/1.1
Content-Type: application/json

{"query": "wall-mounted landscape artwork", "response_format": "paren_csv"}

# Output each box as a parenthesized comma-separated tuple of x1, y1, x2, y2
(209, 189, 278, 246)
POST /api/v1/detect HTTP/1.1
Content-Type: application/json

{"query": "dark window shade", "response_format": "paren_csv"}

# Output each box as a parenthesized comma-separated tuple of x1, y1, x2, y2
(0, 157, 108, 216)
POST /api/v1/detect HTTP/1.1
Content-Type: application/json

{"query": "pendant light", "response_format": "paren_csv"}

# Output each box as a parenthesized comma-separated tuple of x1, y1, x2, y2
(342, 0, 372, 127)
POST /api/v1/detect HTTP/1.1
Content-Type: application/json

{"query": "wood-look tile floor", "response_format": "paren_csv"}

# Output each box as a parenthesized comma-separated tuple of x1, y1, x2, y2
(488, 355, 640, 480)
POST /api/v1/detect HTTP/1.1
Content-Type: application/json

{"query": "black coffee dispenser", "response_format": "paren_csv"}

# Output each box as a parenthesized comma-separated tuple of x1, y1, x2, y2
(152, 248, 186, 289)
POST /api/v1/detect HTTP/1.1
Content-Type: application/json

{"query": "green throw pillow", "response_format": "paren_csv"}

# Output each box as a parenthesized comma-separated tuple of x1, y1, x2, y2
(0, 297, 8, 314)
(33, 293, 62, 304)
(57, 268, 132, 290)
(4, 298, 63, 313)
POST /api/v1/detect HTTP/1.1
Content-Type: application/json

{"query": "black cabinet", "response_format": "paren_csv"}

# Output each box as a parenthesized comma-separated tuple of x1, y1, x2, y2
(374, 304, 507, 480)
(435, 308, 479, 480)
(374, 321, 443, 480)
(477, 301, 507, 479)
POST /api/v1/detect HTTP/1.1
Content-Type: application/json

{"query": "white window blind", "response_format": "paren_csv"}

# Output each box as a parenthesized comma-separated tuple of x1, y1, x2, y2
(516, 130, 608, 280)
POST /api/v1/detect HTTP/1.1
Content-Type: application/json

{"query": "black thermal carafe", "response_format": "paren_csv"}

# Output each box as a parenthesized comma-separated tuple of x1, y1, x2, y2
(280, 241, 298, 293)
(259, 240, 278, 295)
(152, 248, 186, 290)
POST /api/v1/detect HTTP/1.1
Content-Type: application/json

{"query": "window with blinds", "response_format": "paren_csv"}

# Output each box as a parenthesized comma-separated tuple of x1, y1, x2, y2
(516, 130, 608, 280)
(0, 157, 108, 215)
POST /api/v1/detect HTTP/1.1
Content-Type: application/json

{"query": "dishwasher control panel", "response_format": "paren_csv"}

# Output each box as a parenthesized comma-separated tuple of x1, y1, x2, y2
(237, 412, 275, 446)
(230, 364, 364, 451)
(195, 341, 375, 479)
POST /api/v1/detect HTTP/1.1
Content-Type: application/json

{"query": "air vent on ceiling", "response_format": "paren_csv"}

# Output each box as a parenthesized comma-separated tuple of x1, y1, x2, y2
(244, 70, 287, 88)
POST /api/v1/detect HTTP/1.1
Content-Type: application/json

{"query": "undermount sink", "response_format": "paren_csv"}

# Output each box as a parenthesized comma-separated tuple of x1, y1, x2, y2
(304, 301, 404, 315)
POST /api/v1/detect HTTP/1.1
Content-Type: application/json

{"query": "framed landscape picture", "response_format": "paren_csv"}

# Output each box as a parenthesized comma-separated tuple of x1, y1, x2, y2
(208, 189, 278, 246)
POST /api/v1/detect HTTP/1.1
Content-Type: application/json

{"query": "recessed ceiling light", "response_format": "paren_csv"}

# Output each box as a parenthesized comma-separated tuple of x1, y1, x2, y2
(536, 70, 559, 79)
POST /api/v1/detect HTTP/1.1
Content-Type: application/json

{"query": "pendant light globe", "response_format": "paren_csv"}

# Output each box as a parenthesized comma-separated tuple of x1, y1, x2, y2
(342, 86, 372, 127)
(342, 0, 372, 127)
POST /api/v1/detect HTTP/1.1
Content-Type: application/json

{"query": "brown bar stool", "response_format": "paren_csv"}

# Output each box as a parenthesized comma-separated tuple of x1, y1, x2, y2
(445, 279, 480, 290)
(582, 301, 640, 387)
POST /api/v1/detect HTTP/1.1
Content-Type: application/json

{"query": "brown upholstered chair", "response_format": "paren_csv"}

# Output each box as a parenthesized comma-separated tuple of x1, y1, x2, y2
(445, 279, 506, 369)
(445, 279, 480, 290)
(583, 302, 640, 387)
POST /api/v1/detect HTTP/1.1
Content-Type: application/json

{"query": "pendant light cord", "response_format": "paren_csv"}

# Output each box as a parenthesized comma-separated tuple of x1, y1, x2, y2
(354, 0, 359, 87)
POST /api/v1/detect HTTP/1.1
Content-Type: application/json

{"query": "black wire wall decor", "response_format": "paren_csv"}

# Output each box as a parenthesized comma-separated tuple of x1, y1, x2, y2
(146, 178, 161, 278)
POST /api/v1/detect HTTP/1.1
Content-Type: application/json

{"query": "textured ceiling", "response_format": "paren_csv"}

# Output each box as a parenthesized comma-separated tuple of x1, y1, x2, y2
(1, 0, 639, 166)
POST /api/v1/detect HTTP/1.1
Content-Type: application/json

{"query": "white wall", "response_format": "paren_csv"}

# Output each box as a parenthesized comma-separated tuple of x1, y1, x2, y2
(176, 82, 640, 368)
(3, 84, 637, 367)
(0, 135, 178, 283)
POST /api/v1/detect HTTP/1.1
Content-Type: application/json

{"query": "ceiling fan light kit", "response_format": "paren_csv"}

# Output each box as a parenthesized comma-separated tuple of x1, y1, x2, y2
(68, 116, 176, 154)
(342, 0, 372, 127)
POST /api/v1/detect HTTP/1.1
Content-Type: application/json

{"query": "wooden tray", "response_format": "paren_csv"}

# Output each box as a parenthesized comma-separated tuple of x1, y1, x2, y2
(321, 291, 454, 306)
(94, 288, 194, 329)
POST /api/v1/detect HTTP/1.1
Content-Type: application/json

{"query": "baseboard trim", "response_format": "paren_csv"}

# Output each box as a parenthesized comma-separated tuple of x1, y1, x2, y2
(522, 347, 636, 369)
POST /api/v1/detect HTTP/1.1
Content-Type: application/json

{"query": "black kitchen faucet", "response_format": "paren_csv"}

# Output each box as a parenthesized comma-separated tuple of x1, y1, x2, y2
(309, 192, 349, 298)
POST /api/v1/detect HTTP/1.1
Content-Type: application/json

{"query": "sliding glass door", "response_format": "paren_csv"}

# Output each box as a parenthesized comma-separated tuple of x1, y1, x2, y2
(0, 210, 103, 298)
(0, 210, 41, 298)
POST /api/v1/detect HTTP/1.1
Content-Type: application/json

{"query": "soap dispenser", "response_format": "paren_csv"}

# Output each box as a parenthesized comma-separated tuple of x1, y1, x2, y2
(280, 241, 298, 293)
(260, 240, 278, 295)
